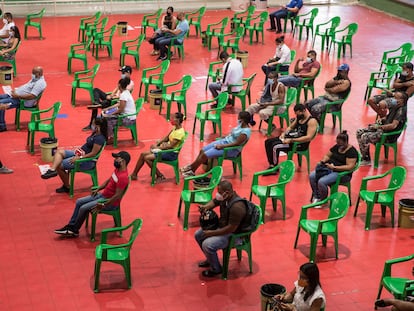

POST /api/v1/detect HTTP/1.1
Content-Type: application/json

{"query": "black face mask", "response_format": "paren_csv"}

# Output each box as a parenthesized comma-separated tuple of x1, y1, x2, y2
(297, 114, 305, 121)
(114, 160, 121, 169)
(167, 12, 172, 16)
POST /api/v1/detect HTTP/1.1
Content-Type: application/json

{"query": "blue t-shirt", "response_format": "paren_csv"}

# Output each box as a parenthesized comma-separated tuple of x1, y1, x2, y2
(286, 0, 303, 9)
(81, 133, 106, 153)
(223, 125, 251, 146)
(176, 19, 189, 43)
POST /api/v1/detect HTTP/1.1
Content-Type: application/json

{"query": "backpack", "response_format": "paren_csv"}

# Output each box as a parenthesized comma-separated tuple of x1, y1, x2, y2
(228, 196, 260, 233)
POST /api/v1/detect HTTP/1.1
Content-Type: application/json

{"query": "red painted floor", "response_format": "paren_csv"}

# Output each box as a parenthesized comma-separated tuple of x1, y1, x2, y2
(0, 4, 413, 310)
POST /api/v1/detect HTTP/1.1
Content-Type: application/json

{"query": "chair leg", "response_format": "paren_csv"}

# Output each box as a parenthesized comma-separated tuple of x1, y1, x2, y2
(183, 201, 190, 231)
(365, 202, 374, 230)
(93, 259, 102, 292)
(221, 247, 231, 280)
(354, 196, 361, 217)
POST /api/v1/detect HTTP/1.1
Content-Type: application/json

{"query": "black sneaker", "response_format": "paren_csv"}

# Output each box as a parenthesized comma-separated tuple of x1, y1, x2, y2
(66, 227, 79, 237)
(41, 169, 58, 179)
(249, 119, 256, 126)
(82, 125, 92, 131)
(54, 225, 69, 235)
(55, 185, 70, 193)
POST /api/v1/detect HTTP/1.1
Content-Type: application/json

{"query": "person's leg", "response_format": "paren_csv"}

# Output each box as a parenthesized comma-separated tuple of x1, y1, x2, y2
(158, 37, 172, 59)
(278, 76, 301, 87)
(93, 88, 107, 104)
(201, 234, 232, 273)
(273, 10, 288, 32)
(309, 171, 319, 199)
(41, 149, 71, 180)
(0, 96, 19, 130)
(264, 137, 280, 166)
(356, 128, 378, 161)
(258, 106, 276, 121)
(131, 151, 152, 178)
(272, 142, 290, 166)
(106, 117, 117, 139)
(208, 83, 221, 99)
(71, 193, 105, 232)
(247, 103, 261, 124)
(317, 172, 339, 200)
(268, 10, 279, 30)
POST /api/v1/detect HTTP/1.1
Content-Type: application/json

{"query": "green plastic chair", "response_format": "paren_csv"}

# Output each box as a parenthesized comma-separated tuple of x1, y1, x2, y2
(296, 63, 322, 104)
(312, 16, 341, 51)
(24, 8, 45, 39)
(93, 24, 116, 59)
(0, 40, 21, 77)
(205, 60, 223, 91)
(217, 138, 249, 181)
(218, 26, 245, 56)
(69, 143, 106, 198)
(221, 204, 262, 280)
(67, 38, 92, 74)
(282, 11, 298, 33)
(287, 124, 319, 173)
(26, 101, 61, 154)
(293, 8, 318, 40)
(379, 42, 412, 72)
(192, 92, 229, 142)
(376, 254, 414, 302)
(85, 16, 108, 43)
(329, 152, 361, 205)
(205, 17, 229, 50)
(354, 166, 407, 230)
(78, 11, 102, 42)
(113, 98, 144, 148)
(186, 6, 206, 37)
(177, 166, 223, 231)
(227, 73, 256, 111)
(245, 11, 268, 45)
(141, 9, 162, 36)
(150, 131, 188, 186)
(86, 179, 131, 242)
(167, 37, 186, 60)
(14, 92, 43, 131)
(329, 23, 358, 59)
(294, 192, 350, 263)
(94, 218, 143, 292)
(273, 50, 296, 77)
(138, 60, 170, 101)
(364, 65, 399, 102)
(249, 160, 295, 223)
(318, 91, 350, 133)
(373, 123, 407, 169)
(120, 34, 145, 68)
(160, 75, 192, 121)
(259, 88, 297, 136)
(231, 5, 255, 31)
(71, 64, 100, 107)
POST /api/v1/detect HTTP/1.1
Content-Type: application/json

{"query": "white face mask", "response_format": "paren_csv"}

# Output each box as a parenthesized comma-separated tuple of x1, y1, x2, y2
(215, 192, 224, 201)
(121, 73, 126, 79)
(401, 71, 409, 77)
(306, 57, 313, 63)
(31, 74, 37, 81)
(3, 18, 7, 24)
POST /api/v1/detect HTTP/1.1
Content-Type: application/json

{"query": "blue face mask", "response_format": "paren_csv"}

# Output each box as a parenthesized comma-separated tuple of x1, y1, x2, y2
(237, 120, 242, 126)
(389, 98, 398, 108)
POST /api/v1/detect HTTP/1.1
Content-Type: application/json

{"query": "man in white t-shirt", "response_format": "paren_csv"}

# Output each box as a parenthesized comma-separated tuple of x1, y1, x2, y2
(0, 13, 15, 43)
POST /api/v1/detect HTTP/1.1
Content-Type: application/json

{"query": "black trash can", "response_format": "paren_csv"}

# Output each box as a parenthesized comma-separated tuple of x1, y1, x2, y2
(398, 199, 414, 228)
(117, 21, 128, 36)
(40, 137, 58, 163)
(149, 89, 162, 110)
(260, 283, 286, 311)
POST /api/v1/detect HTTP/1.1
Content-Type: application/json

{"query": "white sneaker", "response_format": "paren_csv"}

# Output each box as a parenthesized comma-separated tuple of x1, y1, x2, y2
(312, 198, 320, 204)
(182, 170, 195, 178)
(360, 160, 371, 166)
(0, 166, 13, 174)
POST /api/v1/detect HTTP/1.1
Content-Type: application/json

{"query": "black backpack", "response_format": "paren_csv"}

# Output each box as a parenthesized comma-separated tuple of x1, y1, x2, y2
(229, 196, 261, 233)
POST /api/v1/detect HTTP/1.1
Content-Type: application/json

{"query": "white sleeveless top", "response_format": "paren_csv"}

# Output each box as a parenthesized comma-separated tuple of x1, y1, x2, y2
(270, 82, 284, 101)
(292, 281, 326, 311)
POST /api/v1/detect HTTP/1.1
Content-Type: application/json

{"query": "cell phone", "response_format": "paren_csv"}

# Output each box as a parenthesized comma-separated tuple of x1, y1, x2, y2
(374, 299, 387, 308)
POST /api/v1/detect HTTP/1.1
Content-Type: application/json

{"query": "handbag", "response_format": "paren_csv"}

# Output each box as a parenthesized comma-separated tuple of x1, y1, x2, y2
(199, 209, 219, 230)
(315, 162, 333, 180)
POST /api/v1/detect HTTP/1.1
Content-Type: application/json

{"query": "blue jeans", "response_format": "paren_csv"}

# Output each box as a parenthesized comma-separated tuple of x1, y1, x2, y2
(68, 193, 118, 231)
(269, 9, 288, 31)
(278, 75, 302, 88)
(195, 228, 232, 272)
(0, 94, 20, 129)
(309, 171, 351, 200)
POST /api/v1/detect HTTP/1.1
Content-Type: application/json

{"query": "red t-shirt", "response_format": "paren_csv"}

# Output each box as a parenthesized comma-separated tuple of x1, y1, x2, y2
(299, 60, 320, 75)
(102, 169, 129, 206)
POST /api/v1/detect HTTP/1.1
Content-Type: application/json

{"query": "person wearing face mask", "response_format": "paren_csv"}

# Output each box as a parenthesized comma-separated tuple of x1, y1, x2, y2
(83, 65, 134, 131)
(130, 112, 185, 182)
(278, 50, 320, 88)
(357, 91, 408, 166)
(0, 25, 20, 60)
(102, 77, 136, 144)
(261, 36, 291, 86)
(367, 62, 414, 118)
(181, 111, 251, 177)
(195, 180, 248, 277)
(273, 262, 325, 311)
(309, 131, 357, 206)
(149, 6, 177, 56)
(0, 12, 15, 44)
(0, 66, 46, 132)
(53, 151, 130, 238)
(305, 63, 351, 123)
(264, 104, 318, 173)
(41, 117, 108, 194)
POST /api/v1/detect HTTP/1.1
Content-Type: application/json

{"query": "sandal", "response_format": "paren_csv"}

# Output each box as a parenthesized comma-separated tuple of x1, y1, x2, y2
(180, 165, 192, 173)
(150, 50, 159, 56)
(156, 174, 166, 183)
(130, 174, 138, 181)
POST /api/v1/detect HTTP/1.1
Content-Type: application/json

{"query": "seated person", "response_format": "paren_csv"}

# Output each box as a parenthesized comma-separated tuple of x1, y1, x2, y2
(309, 131, 358, 205)
(130, 112, 185, 181)
(305, 63, 351, 122)
(274, 262, 325, 311)
(83, 65, 134, 131)
(261, 36, 291, 85)
(246, 72, 286, 127)
(0, 25, 20, 60)
(102, 77, 137, 144)
(278, 50, 320, 88)
(264, 104, 318, 172)
(267, 0, 303, 33)
(181, 111, 251, 177)
(0, 12, 15, 43)
(54, 151, 130, 238)
(368, 62, 414, 118)
(0, 66, 46, 132)
(149, 6, 177, 55)
(40, 117, 107, 194)
(154, 12, 189, 61)
(357, 91, 408, 166)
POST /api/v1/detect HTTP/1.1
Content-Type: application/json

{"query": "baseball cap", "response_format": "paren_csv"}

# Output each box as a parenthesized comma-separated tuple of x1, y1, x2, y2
(337, 63, 350, 71)
(119, 65, 132, 74)
(112, 151, 131, 165)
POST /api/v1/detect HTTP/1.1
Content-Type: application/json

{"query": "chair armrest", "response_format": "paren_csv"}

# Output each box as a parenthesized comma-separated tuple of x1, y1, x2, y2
(100, 221, 135, 244)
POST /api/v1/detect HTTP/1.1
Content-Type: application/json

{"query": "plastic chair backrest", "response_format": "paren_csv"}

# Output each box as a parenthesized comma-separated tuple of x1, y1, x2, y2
(277, 160, 295, 183)
(135, 98, 144, 112)
(286, 88, 297, 104)
(209, 166, 223, 187)
(327, 192, 350, 219)
(387, 166, 407, 190)
(347, 23, 358, 36)
(244, 73, 256, 94)
(182, 74, 193, 90)
(290, 49, 296, 62)
(216, 92, 229, 110)
(330, 16, 341, 30)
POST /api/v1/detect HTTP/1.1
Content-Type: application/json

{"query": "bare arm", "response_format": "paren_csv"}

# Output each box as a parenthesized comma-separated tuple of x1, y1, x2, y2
(289, 118, 318, 143)
(297, 66, 318, 78)
(325, 80, 351, 94)
(382, 299, 414, 311)
(215, 133, 247, 150)
(326, 156, 357, 172)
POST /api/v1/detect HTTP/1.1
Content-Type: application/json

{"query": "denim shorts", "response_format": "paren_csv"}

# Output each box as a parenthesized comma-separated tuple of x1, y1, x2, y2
(62, 150, 96, 171)
(153, 151, 178, 161)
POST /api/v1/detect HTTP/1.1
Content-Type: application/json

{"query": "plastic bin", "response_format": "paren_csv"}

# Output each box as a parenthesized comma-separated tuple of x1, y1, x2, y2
(398, 199, 414, 228)
(251, 0, 268, 11)
(0, 65, 13, 85)
(117, 21, 128, 36)
(236, 50, 249, 68)
(149, 89, 162, 110)
(40, 137, 58, 163)
(260, 283, 286, 311)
